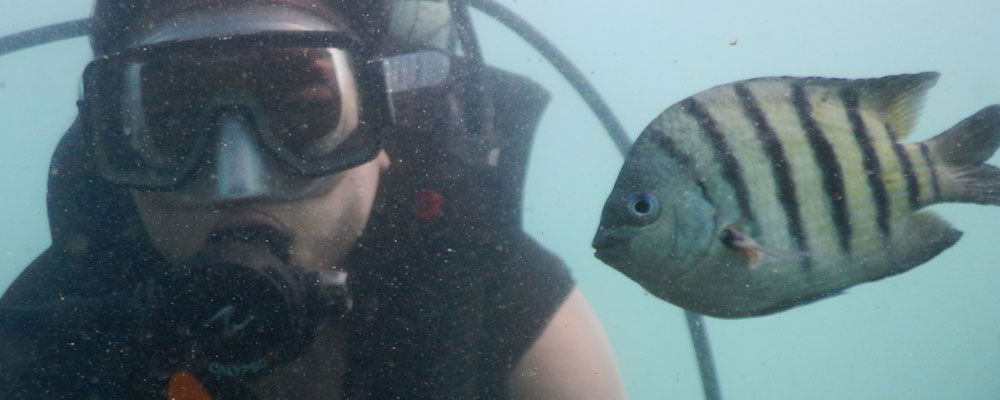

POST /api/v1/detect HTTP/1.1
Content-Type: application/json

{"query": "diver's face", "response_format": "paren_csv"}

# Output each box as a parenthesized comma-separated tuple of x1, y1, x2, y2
(132, 151, 389, 270)
(128, 0, 386, 271)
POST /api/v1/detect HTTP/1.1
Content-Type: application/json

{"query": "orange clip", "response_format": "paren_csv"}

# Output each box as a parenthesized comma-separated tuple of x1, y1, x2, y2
(168, 370, 213, 400)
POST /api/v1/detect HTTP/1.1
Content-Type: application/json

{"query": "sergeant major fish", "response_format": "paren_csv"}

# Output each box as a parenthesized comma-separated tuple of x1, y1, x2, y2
(592, 72, 1000, 318)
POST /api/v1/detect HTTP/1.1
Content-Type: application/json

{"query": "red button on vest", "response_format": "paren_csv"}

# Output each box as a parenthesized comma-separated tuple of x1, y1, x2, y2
(413, 189, 445, 220)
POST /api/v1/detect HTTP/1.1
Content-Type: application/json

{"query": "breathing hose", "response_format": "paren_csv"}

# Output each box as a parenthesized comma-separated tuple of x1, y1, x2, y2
(0, 18, 90, 56)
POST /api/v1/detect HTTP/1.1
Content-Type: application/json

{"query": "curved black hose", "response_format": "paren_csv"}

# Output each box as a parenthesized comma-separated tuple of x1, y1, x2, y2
(450, 0, 485, 69)
(450, 0, 496, 139)
(0, 18, 90, 57)
(686, 309, 722, 400)
(467, 1, 722, 399)
(467, 0, 632, 153)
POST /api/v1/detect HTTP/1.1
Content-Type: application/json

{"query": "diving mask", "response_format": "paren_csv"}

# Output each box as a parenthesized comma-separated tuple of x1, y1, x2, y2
(80, 8, 450, 200)
(82, 30, 383, 198)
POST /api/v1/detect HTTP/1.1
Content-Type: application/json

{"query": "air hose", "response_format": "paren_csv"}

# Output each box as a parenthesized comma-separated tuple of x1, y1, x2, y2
(0, 18, 90, 56)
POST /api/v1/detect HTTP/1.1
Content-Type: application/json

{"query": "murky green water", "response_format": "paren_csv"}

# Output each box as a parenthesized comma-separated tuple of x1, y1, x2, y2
(2, 1, 998, 398)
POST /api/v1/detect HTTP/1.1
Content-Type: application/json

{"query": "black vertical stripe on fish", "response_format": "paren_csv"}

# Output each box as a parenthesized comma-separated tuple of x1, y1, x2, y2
(647, 129, 716, 206)
(734, 83, 812, 269)
(648, 127, 697, 174)
(840, 87, 891, 238)
(919, 143, 942, 200)
(682, 97, 755, 221)
(886, 123, 921, 209)
(792, 83, 852, 254)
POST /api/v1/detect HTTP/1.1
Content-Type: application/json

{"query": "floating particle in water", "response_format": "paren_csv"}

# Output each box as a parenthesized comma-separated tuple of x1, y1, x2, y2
(728, 39, 739, 46)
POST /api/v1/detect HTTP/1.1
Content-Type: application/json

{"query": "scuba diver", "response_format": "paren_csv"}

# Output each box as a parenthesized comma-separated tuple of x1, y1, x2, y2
(0, 0, 629, 398)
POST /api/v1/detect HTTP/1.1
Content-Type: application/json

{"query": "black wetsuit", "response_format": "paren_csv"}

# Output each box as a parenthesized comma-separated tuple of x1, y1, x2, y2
(0, 68, 574, 399)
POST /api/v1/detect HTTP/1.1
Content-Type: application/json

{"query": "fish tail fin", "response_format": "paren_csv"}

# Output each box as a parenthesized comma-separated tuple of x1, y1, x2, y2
(926, 104, 1000, 205)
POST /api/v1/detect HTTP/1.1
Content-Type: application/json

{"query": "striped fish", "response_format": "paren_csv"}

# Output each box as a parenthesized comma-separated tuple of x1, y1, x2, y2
(592, 72, 1000, 318)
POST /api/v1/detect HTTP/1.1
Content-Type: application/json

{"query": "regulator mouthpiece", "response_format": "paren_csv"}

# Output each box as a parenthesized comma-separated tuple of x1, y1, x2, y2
(163, 225, 350, 383)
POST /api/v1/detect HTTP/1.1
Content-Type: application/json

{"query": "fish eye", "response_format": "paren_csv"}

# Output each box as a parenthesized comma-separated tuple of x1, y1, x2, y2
(626, 192, 660, 225)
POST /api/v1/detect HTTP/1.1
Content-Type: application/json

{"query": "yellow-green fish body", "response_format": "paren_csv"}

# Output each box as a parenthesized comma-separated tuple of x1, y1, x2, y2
(593, 72, 1000, 318)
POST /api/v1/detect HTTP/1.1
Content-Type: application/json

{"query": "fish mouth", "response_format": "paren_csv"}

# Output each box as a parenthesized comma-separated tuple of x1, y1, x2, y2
(592, 227, 705, 288)
(592, 229, 631, 265)
(593, 247, 626, 265)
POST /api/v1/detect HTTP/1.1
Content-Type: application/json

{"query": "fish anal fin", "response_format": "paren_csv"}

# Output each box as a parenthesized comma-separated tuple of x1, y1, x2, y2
(885, 211, 962, 278)
(852, 72, 939, 139)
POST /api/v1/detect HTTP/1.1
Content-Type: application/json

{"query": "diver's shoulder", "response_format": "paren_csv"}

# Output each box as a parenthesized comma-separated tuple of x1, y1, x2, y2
(1, 246, 94, 303)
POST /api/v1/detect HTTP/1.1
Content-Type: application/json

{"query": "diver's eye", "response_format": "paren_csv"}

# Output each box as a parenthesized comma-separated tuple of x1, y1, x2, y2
(626, 192, 660, 225)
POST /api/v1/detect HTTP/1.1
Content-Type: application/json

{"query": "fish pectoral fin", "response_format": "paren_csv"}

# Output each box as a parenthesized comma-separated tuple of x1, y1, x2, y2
(720, 225, 807, 270)
(719, 225, 766, 269)
(758, 246, 811, 262)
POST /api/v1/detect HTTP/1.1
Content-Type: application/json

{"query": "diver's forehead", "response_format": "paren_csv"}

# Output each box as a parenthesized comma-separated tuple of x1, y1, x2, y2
(134, 4, 341, 46)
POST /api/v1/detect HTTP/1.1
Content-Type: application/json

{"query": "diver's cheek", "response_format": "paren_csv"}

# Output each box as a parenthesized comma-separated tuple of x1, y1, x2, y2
(285, 203, 364, 271)
(284, 160, 382, 271)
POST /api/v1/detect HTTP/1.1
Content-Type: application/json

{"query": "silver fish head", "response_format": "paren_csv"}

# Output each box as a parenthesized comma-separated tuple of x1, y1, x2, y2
(592, 138, 719, 297)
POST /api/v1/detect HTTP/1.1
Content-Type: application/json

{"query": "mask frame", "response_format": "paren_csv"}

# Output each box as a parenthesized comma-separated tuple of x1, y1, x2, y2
(80, 30, 388, 190)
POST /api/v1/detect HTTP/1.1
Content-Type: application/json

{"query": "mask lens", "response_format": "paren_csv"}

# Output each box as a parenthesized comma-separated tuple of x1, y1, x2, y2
(263, 48, 360, 160)
(90, 33, 376, 189)
(128, 60, 204, 168)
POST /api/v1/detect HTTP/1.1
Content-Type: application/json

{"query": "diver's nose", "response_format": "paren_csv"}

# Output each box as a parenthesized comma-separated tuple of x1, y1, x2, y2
(214, 112, 268, 201)
(592, 229, 629, 250)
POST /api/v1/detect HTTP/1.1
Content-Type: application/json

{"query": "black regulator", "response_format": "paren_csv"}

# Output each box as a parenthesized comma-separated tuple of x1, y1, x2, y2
(147, 225, 352, 394)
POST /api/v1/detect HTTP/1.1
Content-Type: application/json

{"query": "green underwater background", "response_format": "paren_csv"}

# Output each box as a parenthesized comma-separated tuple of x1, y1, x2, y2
(2, 0, 998, 398)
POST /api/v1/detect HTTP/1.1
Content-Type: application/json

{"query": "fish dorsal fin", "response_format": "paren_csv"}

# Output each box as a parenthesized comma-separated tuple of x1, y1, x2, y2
(848, 72, 939, 139)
